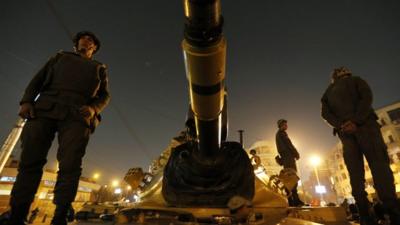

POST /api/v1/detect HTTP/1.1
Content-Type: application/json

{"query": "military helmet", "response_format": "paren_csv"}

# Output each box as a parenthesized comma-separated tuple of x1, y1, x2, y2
(331, 66, 352, 80)
(249, 149, 257, 155)
(277, 119, 287, 128)
(73, 31, 101, 53)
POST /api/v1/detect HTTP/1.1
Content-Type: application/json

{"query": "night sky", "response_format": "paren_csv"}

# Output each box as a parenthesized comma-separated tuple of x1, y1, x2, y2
(1, 1, 399, 184)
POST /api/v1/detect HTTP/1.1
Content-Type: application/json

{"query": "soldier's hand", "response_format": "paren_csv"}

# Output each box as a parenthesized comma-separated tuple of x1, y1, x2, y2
(79, 105, 95, 118)
(341, 121, 357, 134)
(18, 103, 35, 119)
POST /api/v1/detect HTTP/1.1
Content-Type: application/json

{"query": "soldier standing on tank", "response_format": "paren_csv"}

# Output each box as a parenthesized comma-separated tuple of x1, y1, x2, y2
(321, 66, 400, 225)
(249, 149, 261, 170)
(275, 119, 304, 207)
(7, 31, 110, 225)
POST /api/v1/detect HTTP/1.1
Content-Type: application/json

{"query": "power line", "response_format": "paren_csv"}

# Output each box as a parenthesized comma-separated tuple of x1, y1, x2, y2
(1, 50, 37, 68)
(110, 103, 153, 160)
(45, 0, 73, 40)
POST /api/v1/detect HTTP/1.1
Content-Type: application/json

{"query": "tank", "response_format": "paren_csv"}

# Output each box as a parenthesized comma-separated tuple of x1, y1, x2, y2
(76, 0, 349, 224)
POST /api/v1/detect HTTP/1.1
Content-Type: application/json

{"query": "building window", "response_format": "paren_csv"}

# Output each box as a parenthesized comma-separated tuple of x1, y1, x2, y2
(366, 179, 374, 187)
(388, 108, 400, 124)
(380, 119, 387, 126)
(341, 173, 347, 180)
(365, 165, 369, 171)
(388, 135, 395, 143)
(339, 164, 344, 170)
(0, 177, 16, 182)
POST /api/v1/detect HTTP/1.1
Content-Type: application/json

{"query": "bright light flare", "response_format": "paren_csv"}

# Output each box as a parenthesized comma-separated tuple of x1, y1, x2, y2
(315, 185, 326, 194)
(309, 155, 322, 166)
(133, 194, 141, 202)
(112, 180, 119, 187)
(93, 173, 100, 180)
(114, 188, 122, 194)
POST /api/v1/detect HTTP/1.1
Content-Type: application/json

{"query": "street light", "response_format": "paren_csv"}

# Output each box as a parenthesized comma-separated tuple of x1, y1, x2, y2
(310, 155, 321, 167)
(112, 180, 119, 187)
(92, 173, 101, 202)
(93, 173, 100, 180)
(309, 155, 325, 205)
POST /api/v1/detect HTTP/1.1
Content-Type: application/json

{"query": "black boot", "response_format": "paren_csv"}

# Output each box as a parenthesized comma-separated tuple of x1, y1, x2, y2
(293, 199, 305, 207)
(7, 204, 30, 225)
(357, 202, 378, 225)
(290, 188, 304, 207)
(359, 217, 378, 225)
(389, 213, 400, 225)
(382, 199, 400, 225)
(51, 204, 70, 225)
(287, 194, 296, 207)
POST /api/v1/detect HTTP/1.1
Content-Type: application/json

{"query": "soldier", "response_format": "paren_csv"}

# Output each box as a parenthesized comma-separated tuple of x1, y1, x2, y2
(249, 149, 261, 170)
(321, 66, 400, 225)
(275, 119, 304, 207)
(8, 31, 110, 225)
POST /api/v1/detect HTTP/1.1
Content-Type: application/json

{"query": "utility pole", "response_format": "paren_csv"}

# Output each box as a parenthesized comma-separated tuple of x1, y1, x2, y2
(238, 130, 244, 147)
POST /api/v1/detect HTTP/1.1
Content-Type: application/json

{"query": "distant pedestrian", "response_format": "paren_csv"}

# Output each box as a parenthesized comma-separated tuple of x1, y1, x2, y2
(275, 119, 304, 207)
(249, 149, 261, 169)
(321, 66, 400, 225)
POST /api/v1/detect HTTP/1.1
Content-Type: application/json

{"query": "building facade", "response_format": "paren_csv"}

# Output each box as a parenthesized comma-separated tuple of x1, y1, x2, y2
(0, 158, 100, 217)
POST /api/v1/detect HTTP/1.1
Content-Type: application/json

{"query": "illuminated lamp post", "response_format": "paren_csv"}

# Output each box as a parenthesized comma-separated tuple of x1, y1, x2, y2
(310, 155, 326, 206)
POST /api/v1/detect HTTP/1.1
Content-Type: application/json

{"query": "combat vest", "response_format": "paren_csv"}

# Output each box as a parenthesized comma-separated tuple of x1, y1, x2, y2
(40, 51, 105, 106)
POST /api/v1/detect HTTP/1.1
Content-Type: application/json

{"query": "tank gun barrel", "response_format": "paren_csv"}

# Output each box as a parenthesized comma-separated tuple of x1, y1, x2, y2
(183, 0, 223, 46)
(161, 0, 253, 207)
(183, 0, 226, 157)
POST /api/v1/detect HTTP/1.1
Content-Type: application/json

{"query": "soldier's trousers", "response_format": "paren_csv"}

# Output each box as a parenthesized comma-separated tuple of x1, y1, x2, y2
(283, 161, 302, 205)
(10, 117, 90, 208)
(339, 120, 398, 216)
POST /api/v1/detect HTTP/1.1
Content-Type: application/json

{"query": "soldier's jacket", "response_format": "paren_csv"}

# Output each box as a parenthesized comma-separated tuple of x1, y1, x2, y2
(321, 75, 377, 129)
(275, 130, 299, 169)
(20, 51, 110, 132)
